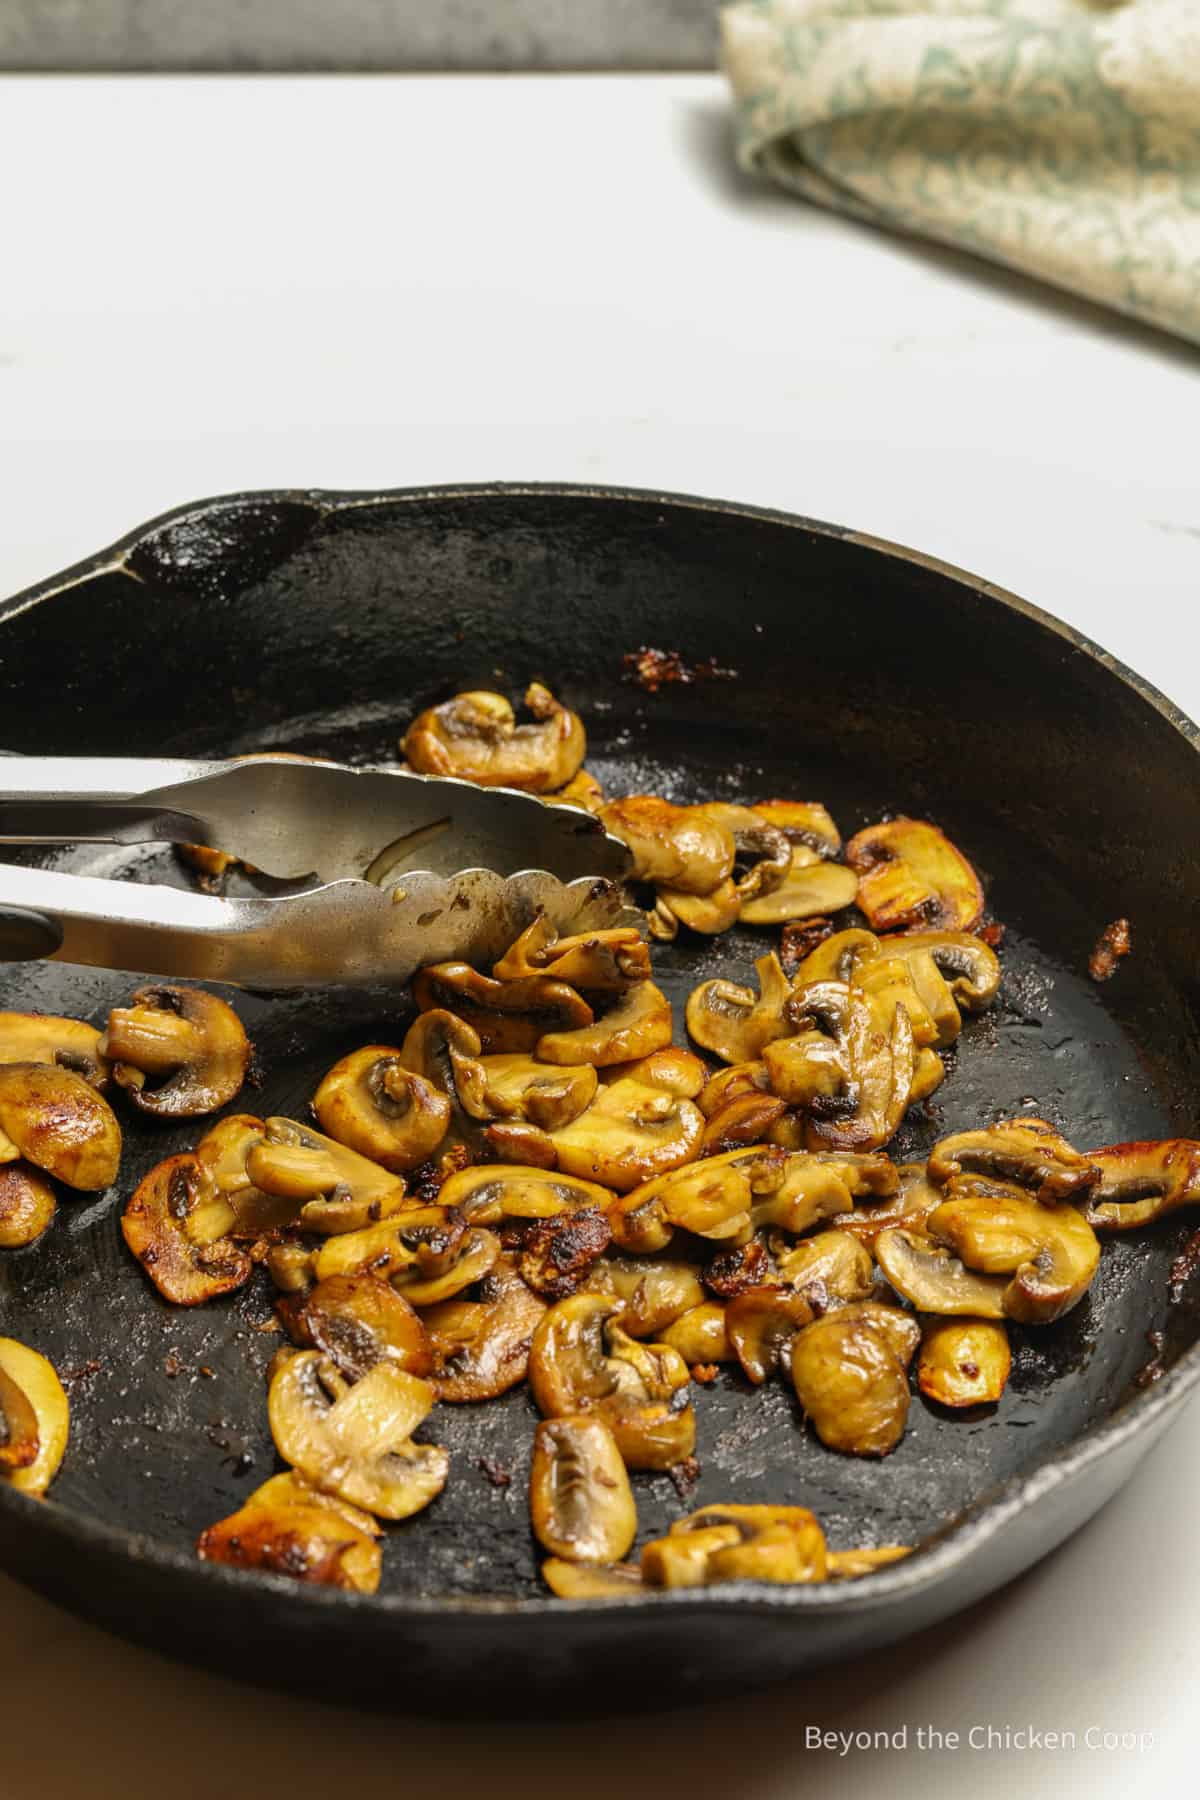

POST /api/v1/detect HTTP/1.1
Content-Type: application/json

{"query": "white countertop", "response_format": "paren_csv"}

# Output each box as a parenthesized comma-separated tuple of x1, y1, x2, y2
(1, 73, 1198, 1797)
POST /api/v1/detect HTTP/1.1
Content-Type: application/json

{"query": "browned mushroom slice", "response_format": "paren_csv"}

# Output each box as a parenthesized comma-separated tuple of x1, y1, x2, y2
(698, 1091, 789, 1156)
(927, 1177, 1101, 1325)
(313, 1046, 451, 1173)
(918, 1318, 1010, 1407)
(739, 849, 859, 927)
(791, 1311, 912, 1457)
(528, 1293, 695, 1469)
(437, 1163, 616, 1224)
(660, 1301, 732, 1365)
(697, 1061, 772, 1117)
(247, 1118, 410, 1236)
(880, 930, 1001, 1045)
(750, 1150, 898, 1237)
(424, 1259, 547, 1401)
(694, 803, 791, 905)
(268, 1352, 448, 1519)
(827, 1545, 912, 1580)
(751, 801, 842, 860)
(178, 842, 244, 887)
(0, 1163, 56, 1249)
(543, 768, 607, 815)
(266, 1241, 318, 1294)
(927, 1118, 1099, 1203)
(686, 953, 794, 1064)
(459, 1053, 598, 1132)
(651, 879, 741, 941)
(519, 1208, 613, 1299)
(122, 1154, 251, 1304)
(0, 1363, 39, 1469)
(530, 1414, 637, 1564)
(702, 1238, 770, 1298)
(641, 1523, 741, 1586)
(317, 1212, 501, 1307)
(846, 817, 984, 934)
(836, 1161, 943, 1246)
(644, 1504, 828, 1588)
(537, 981, 672, 1068)
(101, 985, 250, 1118)
(773, 1229, 875, 1303)
(875, 1227, 1008, 1319)
(541, 1558, 645, 1598)
(830, 1300, 920, 1367)
(285, 1274, 433, 1379)
(0, 1011, 111, 1088)
(412, 965, 593, 1056)
(0, 1340, 68, 1498)
(539, 1075, 704, 1192)
(1083, 1139, 1200, 1230)
(597, 797, 735, 894)
(190, 1113, 301, 1239)
(602, 1047, 708, 1098)
(584, 1254, 705, 1336)
(726, 1285, 816, 1383)
(0, 1063, 121, 1192)
(492, 916, 651, 991)
(196, 1471, 382, 1592)
(402, 683, 586, 792)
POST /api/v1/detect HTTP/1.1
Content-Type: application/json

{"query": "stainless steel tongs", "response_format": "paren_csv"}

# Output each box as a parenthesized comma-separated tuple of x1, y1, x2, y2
(0, 757, 637, 990)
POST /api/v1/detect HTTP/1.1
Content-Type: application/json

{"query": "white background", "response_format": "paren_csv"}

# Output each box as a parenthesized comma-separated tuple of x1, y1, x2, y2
(1, 74, 1197, 1796)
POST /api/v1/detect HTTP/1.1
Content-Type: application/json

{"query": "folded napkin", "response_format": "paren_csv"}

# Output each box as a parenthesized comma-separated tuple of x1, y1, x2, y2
(721, 0, 1200, 343)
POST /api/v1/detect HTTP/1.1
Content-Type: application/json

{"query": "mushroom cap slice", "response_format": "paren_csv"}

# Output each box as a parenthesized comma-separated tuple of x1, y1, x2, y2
(875, 1226, 1008, 1318)
(846, 817, 984, 934)
(528, 1295, 694, 1469)
(698, 1061, 772, 1118)
(286, 1274, 433, 1379)
(412, 965, 594, 1056)
(543, 768, 607, 816)
(122, 1153, 251, 1305)
(659, 1301, 732, 1365)
(641, 1523, 743, 1587)
(827, 1301, 920, 1368)
(884, 929, 1001, 1024)
(402, 684, 586, 793)
(1083, 1139, 1200, 1230)
(695, 803, 792, 904)
(519, 1208, 613, 1299)
(775, 977, 936, 1154)
(928, 1118, 1099, 1204)
(0, 1363, 40, 1469)
(646, 1504, 828, 1588)
(792, 928, 882, 986)
(455, 1052, 597, 1132)
(268, 1353, 448, 1520)
(603, 1047, 708, 1099)
(101, 985, 250, 1118)
(528, 1294, 625, 1416)
(686, 952, 793, 1064)
(749, 1150, 898, 1236)
(541, 1558, 644, 1598)
(542, 1076, 704, 1192)
(0, 1063, 121, 1191)
(493, 916, 651, 991)
(0, 1162, 57, 1249)
(827, 1545, 912, 1580)
(653, 879, 742, 938)
(739, 851, 859, 926)
(537, 981, 673, 1068)
(0, 1011, 110, 1088)
(313, 1046, 451, 1173)
(791, 1312, 911, 1457)
(836, 1162, 944, 1246)
(424, 1259, 547, 1401)
(725, 1284, 816, 1384)
(247, 1117, 409, 1234)
(927, 1179, 1101, 1325)
(196, 1472, 382, 1592)
(918, 1318, 1011, 1407)
(698, 1091, 789, 1156)
(437, 1163, 616, 1223)
(0, 1339, 69, 1498)
(316, 1214, 501, 1306)
(530, 1414, 637, 1564)
(751, 801, 842, 859)
(584, 1255, 705, 1337)
(598, 797, 735, 894)
(773, 1230, 875, 1303)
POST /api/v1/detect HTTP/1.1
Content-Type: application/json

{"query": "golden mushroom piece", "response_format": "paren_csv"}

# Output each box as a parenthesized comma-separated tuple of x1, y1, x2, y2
(725, 1285, 816, 1384)
(0, 1163, 57, 1249)
(529, 1414, 638, 1564)
(537, 981, 673, 1068)
(268, 1352, 449, 1520)
(651, 878, 742, 941)
(927, 1117, 1099, 1204)
(101, 985, 250, 1118)
(492, 915, 651, 990)
(246, 1117, 409, 1235)
(423, 1258, 547, 1402)
(0, 1011, 111, 1088)
(584, 1254, 705, 1337)
(543, 768, 607, 815)
(122, 1152, 252, 1305)
(738, 847, 859, 928)
(458, 1052, 598, 1133)
(437, 1163, 616, 1224)
(751, 801, 842, 860)
(659, 1301, 733, 1366)
(402, 683, 586, 793)
(827, 1545, 912, 1580)
(313, 1046, 451, 1173)
(686, 952, 794, 1064)
(412, 965, 593, 1057)
(540, 1558, 645, 1598)
(0, 1362, 39, 1471)
(772, 1229, 875, 1303)
(197, 1472, 382, 1593)
(519, 1208, 613, 1299)
(0, 1063, 122, 1191)
(597, 796, 735, 894)
(874, 1227, 1007, 1319)
(1083, 1139, 1200, 1230)
(694, 803, 792, 905)
(0, 1339, 69, 1498)
(283, 1274, 434, 1380)
(316, 1209, 501, 1306)
(926, 1176, 1101, 1325)
(918, 1319, 1011, 1408)
(642, 1504, 828, 1588)
(528, 1293, 695, 1469)
(835, 1162, 945, 1246)
(791, 1306, 917, 1457)
(529, 1074, 704, 1192)
(845, 816, 984, 934)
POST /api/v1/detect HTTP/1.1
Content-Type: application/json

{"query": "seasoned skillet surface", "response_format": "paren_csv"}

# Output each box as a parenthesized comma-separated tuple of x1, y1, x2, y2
(0, 487, 1197, 1691)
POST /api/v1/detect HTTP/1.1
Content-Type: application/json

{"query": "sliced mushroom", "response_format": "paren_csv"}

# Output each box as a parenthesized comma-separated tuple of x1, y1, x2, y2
(543, 768, 607, 815)
(519, 1208, 613, 1299)
(423, 1258, 547, 1401)
(313, 1046, 451, 1173)
(266, 1241, 318, 1294)
(192, 1113, 298, 1240)
(695, 803, 791, 904)
(725, 1285, 816, 1383)
(640, 1523, 741, 1587)
(927, 1118, 1099, 1204)
(835, 1161, 944, 1246)
(584, 1254, 705, 1336)
(412, 965, 593, 1056)
(827, 1545, 912, 1580)
(739, 849, 859, 926)
(196, 1472, 382, 1592)
(0, 1163, 56, 1249)
(0, 1339, 69, 1498)
(527, 1294, 694, 1470)
(702, 1238, 770, 1298)
(492, 915, 651, 990)
(652, 879, 741, 940)
(751, 1150, 899, 1237)
(846, 817, 984, 934)
(537, 981, 672, 1068)
(268, 1352, 448, 1519)
(927, 1177, 1100, 1324)
(791, 1310, 912, 1457)
(284, 1274, 433, 1379)
(530, 1414, 637, 1564)
(101, 985, 250, 1117)
(918, 1318, 1011, 1407)
(437, 1163, 616, 1224)
(603, 1047, 707, 1099)
(0, 1063, 121, 1191)
(697, 1061, 772, 1117)
(874, 1226, 1008, 1319)
(698, 1091, 789, 1156)
(828, 1300, 921, 1367)
(538, 1075, 703, 1192)
(316, 1212, 500, 1306)
(686, 953, 793, 1064)
(457, 1053, 598, 1131)
(597, 797, 735, 894)
(773, 1230, 875, 1303)
(880, 930, 1001, 1045)
(246, 1117, 410, 1235)
(541, 1558, 644, 1598)
(0, 1363, 39, 1469)
(751, 801, 842, 859)
(644, 1504, 828, 1588)
(1082, 1139, 1200, 1230)
(0, 1011, 110, 1088)
(402, 683, 586, 792)
(122, 1153, 251, 1304)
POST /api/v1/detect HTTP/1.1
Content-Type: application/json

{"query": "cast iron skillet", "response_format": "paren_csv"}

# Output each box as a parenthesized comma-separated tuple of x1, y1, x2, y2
(0, 483, 1198, 1714)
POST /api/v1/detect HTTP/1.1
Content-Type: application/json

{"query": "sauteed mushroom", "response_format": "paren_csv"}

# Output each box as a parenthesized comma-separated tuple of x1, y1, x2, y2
(0, 1339, 69, 1498)
(697, 1061, 772, 1117)
(530, 1414, 638, 1564)
(437, 1163, 615, 1223)
(584, 1254, 705, 1336)
(791, 1307, 914, 1457)
(604, 1046, 707, 1098)
(827, 1545, 912, 1579)
(695, 803, 791, 904)
(918, 1318, 1011, 1407)
(101, 985, 250, 1118)
(537, 981, 673, 1068)
(316, 1212, 501, 1306)
(122, 1153, 251, 1304)
(0, 1063, 121, 1191)
(926, 1176, 1101, 1324)
(247, 1117, 410, 1234)
(313, 1047, 451, 1173)
(686, 952, 793, 1064)
(874, 1226, 1007, 1319)
(773, 1229, 875, 1303)
(284, 1274, 433, 1379)
(739, 848, 859, 927)
(423, 1258, 547, 1401)
(493, 916, 651, 990)
(752, 800, 842, 858)
(1083, 1139, 1200, 1230)
(835, 1162, 945, 1246)
(528, 1294, 695, 1469)
(458, 1053, 598, 1131)
(519, 1208, 613, 1299)
(543, 768, 606, 814)
(651, 879, 741, 940)
(882, 930, 1001, 1044)
(659, 1301, 732, 1365)
(536, 1075, 704, 1191)
(268, 1352, 448, 1519)
(197, 1472, 382, 1592)
(643, 1504, 828, 1588)
(597, 797, 735, 894)
(412, 966, 593, 1056)
(0, 1363, 39, 1470)
(846, 817, 984, 933)
(928, 1118, 1099, 1203)
(698, 1090, 789, 1156)
(0, 1163, 56, 1249)
(540, 1558, 644, 1598)
(402, 683, 586, 793)
(726, 1285, 816, 1384)
(190, 1113, 301, 1239)
(0, 1011, 110, 1087)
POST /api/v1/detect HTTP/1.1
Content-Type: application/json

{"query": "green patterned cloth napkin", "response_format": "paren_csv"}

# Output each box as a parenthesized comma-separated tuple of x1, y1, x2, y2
(721, 0, 1200, 343)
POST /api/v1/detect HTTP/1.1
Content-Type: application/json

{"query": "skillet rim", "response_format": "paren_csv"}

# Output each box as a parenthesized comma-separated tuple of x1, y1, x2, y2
(1, 478, 1197, 1623)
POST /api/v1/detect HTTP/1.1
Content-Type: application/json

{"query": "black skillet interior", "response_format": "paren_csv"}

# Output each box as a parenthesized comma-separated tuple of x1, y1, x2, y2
(0, 486, 1198, 1696)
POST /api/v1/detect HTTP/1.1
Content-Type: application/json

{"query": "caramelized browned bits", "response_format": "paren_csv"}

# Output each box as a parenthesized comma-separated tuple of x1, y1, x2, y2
(1084, 1139, 1200, 1230)
(101, 986, 249, 1118)
(846, 817, 984, 934)
(403, 684, 586, 792)
(122, 1154, 251, 1305)
(519, 1208, 613, 1299)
